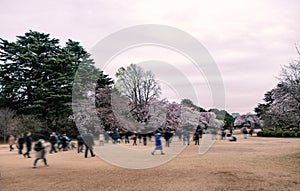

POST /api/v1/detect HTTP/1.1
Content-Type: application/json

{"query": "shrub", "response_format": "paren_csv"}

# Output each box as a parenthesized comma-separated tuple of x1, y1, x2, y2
(282, 131, 291, 137)
(275, 130, 283, 137)
(257, 128, 299, 138)
(257, 131, 264, 137)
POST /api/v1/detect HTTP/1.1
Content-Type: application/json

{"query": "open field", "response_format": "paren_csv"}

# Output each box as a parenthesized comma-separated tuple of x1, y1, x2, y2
(0, 134, 299, 191)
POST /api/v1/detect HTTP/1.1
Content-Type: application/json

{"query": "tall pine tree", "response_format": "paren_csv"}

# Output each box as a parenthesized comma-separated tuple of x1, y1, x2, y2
(0, 30, 113, 135)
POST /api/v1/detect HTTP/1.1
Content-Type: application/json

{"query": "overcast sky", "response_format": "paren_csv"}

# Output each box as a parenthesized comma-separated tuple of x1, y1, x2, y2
(1, 0, 299, 114)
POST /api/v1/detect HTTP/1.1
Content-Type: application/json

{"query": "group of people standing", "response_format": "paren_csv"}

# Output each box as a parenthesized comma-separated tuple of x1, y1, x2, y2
(110, 131, 152, 146)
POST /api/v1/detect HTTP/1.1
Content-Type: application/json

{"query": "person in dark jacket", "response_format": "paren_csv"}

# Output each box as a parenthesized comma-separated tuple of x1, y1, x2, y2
(249, 128, 254, 136)
(60, 134, 68, 151)
(23, 132, 32, 158)
(77, 134, 84, 153)
(194, 125, 202, 145)
(17, 133, 25, 154)
(142, 134, 147, 146)
(138, 133, 142, 144)
(124, 131, 130, 144)
(112, 131, 119, 144)
(242, 127, 248, 139)
(49, 132, 58, 154)
(164, 129, 172, 147)
(220, 129, 226, 140)
(131, 132, 137, 146)
(82, 131, 95, 158)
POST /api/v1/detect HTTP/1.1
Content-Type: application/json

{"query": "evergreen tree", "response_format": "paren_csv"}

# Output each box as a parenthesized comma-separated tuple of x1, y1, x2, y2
(208, 108, 234, 128)
(181, 99, 206, 112)
(0, 31, 113, 135)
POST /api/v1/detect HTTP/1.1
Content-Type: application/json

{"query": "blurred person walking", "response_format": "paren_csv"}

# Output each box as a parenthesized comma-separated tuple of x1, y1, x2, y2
(82, 131, 95, 158)
(211, 128, 218, 140)
(77, 134, 84, 153)
(220, 129, 226, 140)
(132, 132, 137, 146)
(142, 134, 147, 146)
(32, 136, 49, 168)
(60, 134, 68, 151)
(17, 133, 25, 154)
(23, 132, 32, 158)
(8, 135, 15, 151)
(151, 131, 165, 155)
(249, 128, 254, 137)
(164, 129, 172, 147)
(49, 132, 58, 154)
(242, 127, 248, 139)
(182, 129, 190, 146)
(194, 125, 202, 145)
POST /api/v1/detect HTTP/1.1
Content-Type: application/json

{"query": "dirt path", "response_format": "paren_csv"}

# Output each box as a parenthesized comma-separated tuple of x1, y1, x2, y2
(0, 134, 299, 191)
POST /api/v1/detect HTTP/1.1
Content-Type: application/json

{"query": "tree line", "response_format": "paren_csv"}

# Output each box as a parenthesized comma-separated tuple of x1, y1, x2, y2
(1, 30, 297, 142)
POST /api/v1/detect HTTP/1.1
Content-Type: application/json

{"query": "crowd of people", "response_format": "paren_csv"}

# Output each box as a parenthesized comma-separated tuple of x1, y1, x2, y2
(5, 126, 254, 168)
(91, 126, 255, 149)
(105, 126, 255, 148)
(6, 131, 98, 168)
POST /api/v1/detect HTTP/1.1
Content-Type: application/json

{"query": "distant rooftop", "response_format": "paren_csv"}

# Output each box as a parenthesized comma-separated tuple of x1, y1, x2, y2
(232, 113, 240, 118)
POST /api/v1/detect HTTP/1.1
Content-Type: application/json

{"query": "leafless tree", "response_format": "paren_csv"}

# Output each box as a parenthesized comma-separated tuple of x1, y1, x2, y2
(12, 114, 43, 135)
(0, 108, 16, 143)
(115, 64, 161, 123)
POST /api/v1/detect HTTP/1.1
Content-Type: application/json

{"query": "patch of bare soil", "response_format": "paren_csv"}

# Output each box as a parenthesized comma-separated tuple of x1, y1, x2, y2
(0, 134, 299, 191)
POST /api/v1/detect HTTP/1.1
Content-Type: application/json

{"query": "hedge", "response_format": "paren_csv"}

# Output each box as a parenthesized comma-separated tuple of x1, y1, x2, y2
(257, 128, 300, 137)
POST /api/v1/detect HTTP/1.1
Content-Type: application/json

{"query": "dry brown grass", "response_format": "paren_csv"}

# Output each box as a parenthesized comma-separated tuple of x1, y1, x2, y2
(0, 134, 299, 191)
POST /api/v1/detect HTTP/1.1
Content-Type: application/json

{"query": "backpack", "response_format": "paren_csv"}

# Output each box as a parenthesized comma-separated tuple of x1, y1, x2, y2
(18, 137, 25, 144)
(34, 141, 44, 151)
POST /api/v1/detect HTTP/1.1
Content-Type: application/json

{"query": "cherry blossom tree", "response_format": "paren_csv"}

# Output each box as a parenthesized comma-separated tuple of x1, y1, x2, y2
(234, 114, 261, 128)
(256, 50, 300, 130)
(179, 105, 200, 131)
(199, 112, 224, 130)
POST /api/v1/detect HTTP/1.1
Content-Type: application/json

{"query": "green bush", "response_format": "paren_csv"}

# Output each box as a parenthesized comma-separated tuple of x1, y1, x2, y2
(263, 128, 275, 137)
(257, 128, 300, 138)
(257, 131, 263, 137)
(282, 131, 291, 137)
(275, 130, 283, 137)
